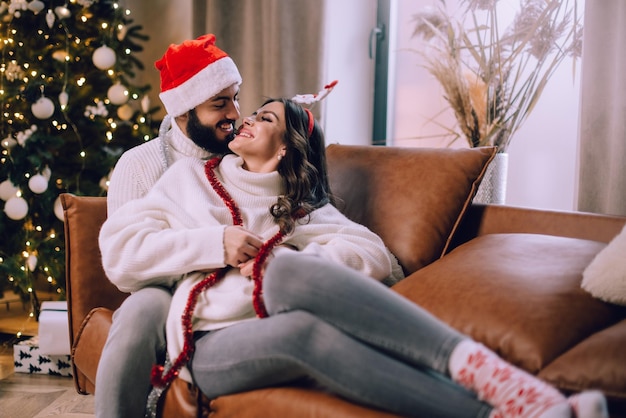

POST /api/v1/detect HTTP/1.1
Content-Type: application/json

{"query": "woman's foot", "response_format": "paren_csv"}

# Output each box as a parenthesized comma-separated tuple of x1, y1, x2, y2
(449, 340, 570, 418)
(488, 403, 572, 418)
(568, 391, 608, 418)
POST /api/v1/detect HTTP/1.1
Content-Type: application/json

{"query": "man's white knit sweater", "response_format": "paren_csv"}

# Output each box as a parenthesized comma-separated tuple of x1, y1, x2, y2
(106, 119, 214, 213)
(99, 154, 397, 381)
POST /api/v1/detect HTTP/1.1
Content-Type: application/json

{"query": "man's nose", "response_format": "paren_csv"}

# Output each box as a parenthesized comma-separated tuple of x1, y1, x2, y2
(225, 100, 240, 120)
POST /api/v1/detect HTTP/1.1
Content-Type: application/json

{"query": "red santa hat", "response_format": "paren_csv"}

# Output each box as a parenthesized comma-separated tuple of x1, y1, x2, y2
(155, 34, 242, 117)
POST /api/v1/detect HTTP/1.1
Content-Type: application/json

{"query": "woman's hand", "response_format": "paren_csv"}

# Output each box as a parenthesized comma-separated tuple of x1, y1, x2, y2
(223, 226, 263, 267)
(238, 259, 255, 278)
(238, 244, 298, 278)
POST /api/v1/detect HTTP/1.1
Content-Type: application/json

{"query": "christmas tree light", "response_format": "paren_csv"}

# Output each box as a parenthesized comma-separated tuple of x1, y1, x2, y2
(0, 0, 159, 318)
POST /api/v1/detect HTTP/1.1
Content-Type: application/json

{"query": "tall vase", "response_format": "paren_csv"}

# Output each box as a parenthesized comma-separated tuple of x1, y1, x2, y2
(474, 152, 508, 204)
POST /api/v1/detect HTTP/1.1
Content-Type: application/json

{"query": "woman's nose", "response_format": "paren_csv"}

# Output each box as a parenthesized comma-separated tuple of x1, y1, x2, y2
(244, 116, 255, 125)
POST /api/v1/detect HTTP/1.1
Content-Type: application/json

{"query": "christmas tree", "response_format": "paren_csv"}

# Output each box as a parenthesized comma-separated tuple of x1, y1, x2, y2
(0, 0, 159, 318)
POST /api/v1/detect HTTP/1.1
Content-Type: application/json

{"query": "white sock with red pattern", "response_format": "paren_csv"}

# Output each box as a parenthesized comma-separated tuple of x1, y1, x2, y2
(567, 391, 608, 418)
(448, 340, 570, 418)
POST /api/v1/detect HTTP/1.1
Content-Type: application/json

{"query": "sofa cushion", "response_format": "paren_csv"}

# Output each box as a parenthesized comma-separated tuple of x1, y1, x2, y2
(539, 319, 626, 403)
(582, 223, 626, 306)
(210, 387, 402, 418)
(392, 233, 626, 374)
(326, 145, 496, 275)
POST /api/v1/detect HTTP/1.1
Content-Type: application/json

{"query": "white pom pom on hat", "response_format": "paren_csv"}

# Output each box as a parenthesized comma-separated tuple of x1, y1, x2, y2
(156, 34, 242, 117)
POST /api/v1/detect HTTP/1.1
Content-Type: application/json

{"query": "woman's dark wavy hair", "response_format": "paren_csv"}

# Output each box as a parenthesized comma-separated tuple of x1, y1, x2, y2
(264, 98, 334, 234)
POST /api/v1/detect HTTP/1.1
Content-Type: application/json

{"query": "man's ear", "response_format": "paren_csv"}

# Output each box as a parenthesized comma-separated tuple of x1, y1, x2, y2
(174, 113, 189, 135)
(176, 112, 189, 123)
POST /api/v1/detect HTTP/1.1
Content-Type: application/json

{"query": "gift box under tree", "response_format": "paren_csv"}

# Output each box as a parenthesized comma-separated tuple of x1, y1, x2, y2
(13, 336, 72, 377)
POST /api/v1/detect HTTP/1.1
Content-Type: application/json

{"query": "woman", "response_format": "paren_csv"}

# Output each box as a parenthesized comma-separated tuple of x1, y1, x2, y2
(99, 98, 607, 418)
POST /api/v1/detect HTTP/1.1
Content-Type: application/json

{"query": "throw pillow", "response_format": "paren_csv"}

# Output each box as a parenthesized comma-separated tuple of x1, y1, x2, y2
(581, 223, 626, 306)
(326, 144, 496, 276)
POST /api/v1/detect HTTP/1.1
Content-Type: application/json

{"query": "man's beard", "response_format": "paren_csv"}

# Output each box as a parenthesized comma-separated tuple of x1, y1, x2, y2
(186, 109, 234, 155)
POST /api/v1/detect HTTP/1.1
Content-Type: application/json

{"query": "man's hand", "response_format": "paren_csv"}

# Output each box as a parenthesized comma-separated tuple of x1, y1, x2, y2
(223, 226, 263, 267)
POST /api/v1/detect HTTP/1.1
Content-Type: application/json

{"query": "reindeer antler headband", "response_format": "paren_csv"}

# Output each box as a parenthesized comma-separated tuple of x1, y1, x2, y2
(291, 80, 338, 138)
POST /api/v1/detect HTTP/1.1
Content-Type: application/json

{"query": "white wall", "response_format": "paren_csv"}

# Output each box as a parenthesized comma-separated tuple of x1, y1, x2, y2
(322, 0, 378, 146)
(389, 0, 583, 211)
(131, 0, 582, 211)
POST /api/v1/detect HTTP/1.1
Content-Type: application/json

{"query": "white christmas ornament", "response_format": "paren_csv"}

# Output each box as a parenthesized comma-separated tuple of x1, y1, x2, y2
(27, 254, 38, 272)
(28, 0, 44, 14)
(28, 174, 48, 194)
(16, 125, 38, 146)
(54, 5, 70, 19)
(107, 83, 128, 105)
(1, 135, 17, 149)
(8, 0, 28, 15)
(92, 45, 116, 70)
(31, 96, 55, 119)
(100, 169, 113, 192)
(99, 175, 109, 191)
(59, 90, 69, 109)
(117, 104, 134, 121)
(141, 95, 150, 113)
(52, 50, 69, 62)
(85, 101, 108, 118)
(46, 9, 55, 28)
(54, 196, 64, 221)
(4, 196, 28, 220)
(117, 24, 128, 41)
(0, 180, 19, 201)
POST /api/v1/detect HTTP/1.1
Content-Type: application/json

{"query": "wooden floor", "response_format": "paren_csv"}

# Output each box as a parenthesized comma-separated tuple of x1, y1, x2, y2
(0, 296, 95, 418)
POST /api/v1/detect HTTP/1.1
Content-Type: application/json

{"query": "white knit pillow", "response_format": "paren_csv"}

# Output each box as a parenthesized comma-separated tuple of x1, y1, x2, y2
(581, 223, 626, 306)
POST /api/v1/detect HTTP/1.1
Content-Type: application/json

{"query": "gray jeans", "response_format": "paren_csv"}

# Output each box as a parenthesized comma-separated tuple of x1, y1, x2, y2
(191, 252, 493, 418)
(95, 286, 171, 418)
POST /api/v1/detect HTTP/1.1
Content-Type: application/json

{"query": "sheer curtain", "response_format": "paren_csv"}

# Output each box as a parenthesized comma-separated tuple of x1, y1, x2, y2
(577, 2, 626, 216)
(196, 0, 326, 118)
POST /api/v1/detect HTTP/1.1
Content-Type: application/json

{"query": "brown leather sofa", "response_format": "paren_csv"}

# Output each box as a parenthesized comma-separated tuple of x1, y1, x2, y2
(61, 144, 626, 418)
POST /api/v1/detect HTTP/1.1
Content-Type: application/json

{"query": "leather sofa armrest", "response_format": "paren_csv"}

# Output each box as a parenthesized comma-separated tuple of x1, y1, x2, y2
(72, 307, 114, 394)
(450, 203, 626, 250)
(61, 193, 128, 394)
(61, 193, 127, 345)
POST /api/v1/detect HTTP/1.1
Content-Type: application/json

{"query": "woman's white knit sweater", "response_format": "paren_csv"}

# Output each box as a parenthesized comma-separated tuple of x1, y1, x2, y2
(99, 154, 396, 381)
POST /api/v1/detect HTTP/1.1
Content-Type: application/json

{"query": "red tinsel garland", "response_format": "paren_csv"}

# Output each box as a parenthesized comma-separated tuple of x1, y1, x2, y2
(151, 156, 286, 388)
(251, 230, 285, 317)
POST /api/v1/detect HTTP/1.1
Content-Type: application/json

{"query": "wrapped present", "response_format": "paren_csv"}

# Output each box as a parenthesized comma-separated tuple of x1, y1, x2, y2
(38, 300, 70, 355)
(13, 336, 73, 377)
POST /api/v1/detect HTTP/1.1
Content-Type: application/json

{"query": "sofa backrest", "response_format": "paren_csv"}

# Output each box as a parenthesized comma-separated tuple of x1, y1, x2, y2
(61, 145, 495, 342)
(326, 144, 495, 275)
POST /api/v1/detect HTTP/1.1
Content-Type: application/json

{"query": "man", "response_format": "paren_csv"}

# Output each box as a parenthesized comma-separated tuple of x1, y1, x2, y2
(95, 34, 260, 418)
